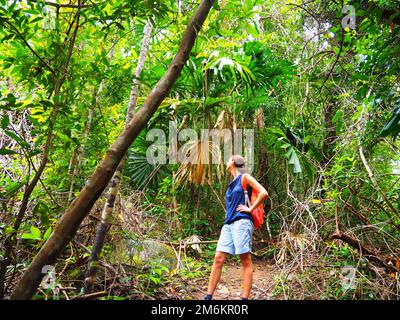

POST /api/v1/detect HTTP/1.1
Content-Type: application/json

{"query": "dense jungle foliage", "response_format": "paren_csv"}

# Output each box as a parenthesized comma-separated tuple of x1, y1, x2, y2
(1, 0, 400, 300)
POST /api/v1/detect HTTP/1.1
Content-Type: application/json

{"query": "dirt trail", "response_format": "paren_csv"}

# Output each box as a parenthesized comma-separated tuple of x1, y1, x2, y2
(189, 259, 276, 300)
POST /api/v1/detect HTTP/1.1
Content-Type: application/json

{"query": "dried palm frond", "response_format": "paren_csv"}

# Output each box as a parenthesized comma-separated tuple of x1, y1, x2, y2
(175, 139, 222, 186)
(214, 110, 236, 132)
(175, 109, 242, 186)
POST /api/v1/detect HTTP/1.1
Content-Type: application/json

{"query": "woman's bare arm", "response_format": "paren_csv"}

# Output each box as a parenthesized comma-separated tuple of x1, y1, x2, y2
(237, 174, 268, 213)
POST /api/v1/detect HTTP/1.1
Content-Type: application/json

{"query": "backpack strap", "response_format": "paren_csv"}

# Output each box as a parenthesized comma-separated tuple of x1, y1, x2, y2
(241, 174, 251, 207)
(241, 173, 247, 190)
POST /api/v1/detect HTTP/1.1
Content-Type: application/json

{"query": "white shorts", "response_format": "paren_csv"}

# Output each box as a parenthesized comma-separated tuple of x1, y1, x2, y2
(216, 218, 254, 255)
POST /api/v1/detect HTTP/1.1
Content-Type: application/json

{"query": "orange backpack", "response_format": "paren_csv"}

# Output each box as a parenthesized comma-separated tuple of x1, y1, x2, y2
(241, 174, 266, 230)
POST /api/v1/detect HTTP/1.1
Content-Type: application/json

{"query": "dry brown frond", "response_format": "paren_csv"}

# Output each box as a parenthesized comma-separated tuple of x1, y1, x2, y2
(175, 139, 222, 186)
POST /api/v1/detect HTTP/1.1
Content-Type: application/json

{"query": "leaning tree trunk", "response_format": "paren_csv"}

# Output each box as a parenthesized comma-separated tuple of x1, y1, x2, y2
(84, 20, 153, 293)
(0, 7, 82, 299)
(11, 0, 215, 300)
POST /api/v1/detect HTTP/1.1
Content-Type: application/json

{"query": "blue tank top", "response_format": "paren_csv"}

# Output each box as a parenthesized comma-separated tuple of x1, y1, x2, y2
(224, 174, 253, 224)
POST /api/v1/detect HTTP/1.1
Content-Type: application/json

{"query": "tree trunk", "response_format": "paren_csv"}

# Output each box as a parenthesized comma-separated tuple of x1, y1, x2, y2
(11, 0, 215, 300)
(84, 20, 153, 293)
(332, 231, 396, 272)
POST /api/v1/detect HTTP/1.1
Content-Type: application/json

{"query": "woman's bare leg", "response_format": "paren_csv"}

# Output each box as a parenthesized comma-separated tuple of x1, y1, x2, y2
(240, 252, 253, 298)
(207, 251, 228, 295)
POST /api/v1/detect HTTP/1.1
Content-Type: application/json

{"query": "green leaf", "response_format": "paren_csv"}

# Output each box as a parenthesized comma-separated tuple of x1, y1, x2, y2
(5, 181, 23, 197)
(0, 148, 17, 155)
(90, 62, 100, 73)
(1, 115, 9, 128)
(43, 227, 52, 241)
(27, 148, 42, 157)
(379, 106, 400, 140)
(5, 130, 30, 148)
(30, 16, 43, 24)
(27, 115, 40, 126)
(31, 226, 41, 238)
(33, 201, 50, 227)
(212, 1, 221, 10)
(115, 22, 125, 30)
(287, 148, 302, 174)
(22, 226, 42, 241)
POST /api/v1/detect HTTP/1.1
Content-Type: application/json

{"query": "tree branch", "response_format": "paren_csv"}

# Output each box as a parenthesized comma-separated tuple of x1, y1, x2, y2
(359, 146, 399, 216)
(3, 20, 56, 76)
(332, 231, 396, 272)
(27, 0, 91, 9)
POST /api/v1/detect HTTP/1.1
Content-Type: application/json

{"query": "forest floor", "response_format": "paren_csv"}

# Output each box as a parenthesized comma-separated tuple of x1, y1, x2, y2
(165, 259, 278, 300)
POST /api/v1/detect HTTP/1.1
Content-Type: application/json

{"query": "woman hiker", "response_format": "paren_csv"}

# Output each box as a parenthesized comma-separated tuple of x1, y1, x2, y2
(204, 154, 269, 300)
